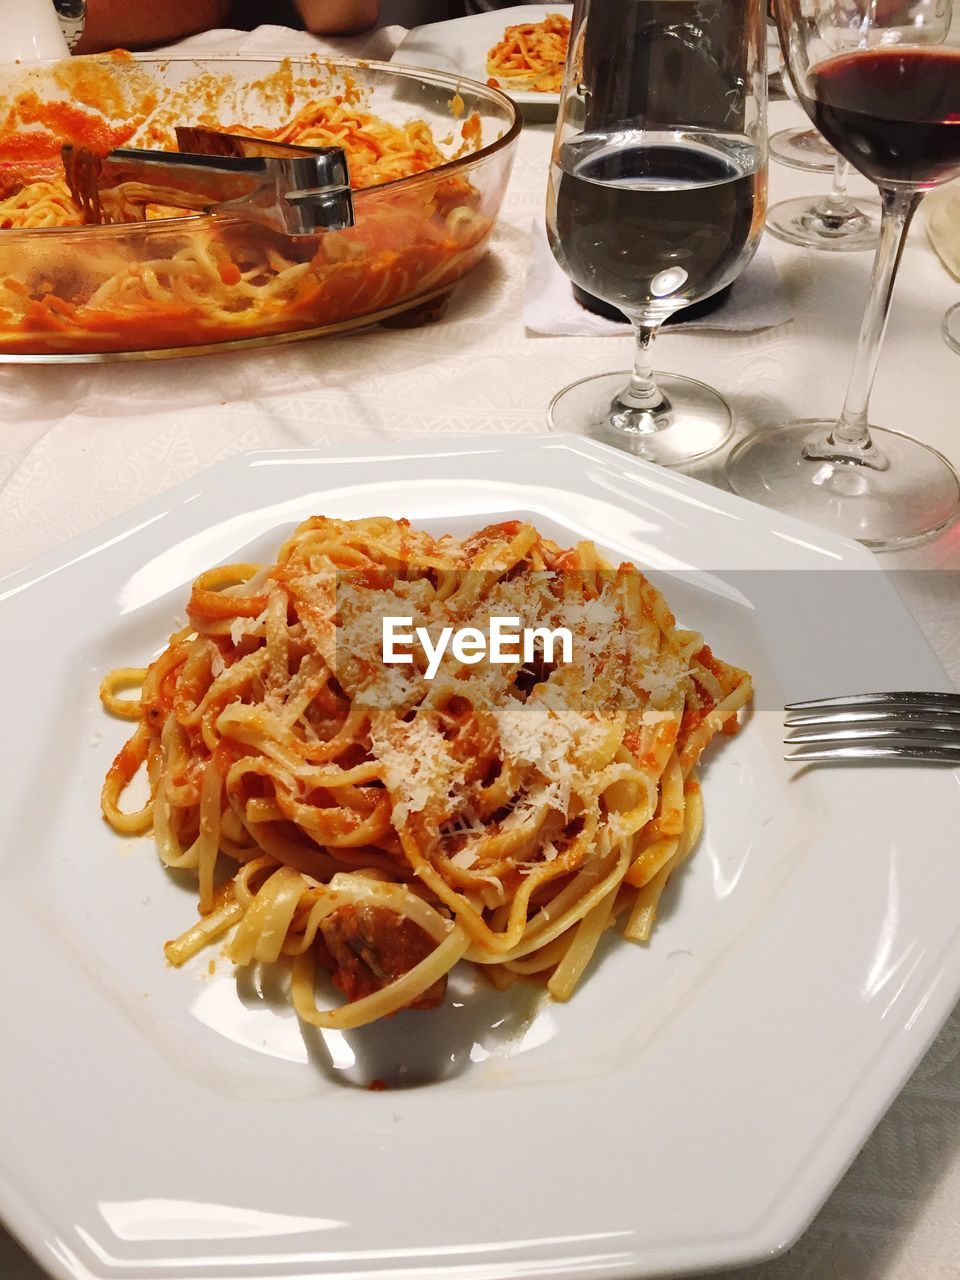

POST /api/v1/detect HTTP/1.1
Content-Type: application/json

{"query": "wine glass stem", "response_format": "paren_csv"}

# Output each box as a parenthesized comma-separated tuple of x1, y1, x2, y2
(628, 323, 661, 405)
(823, 155, 851, 213)
(604, 320, 674, 434)
(831, 186, 920, 450)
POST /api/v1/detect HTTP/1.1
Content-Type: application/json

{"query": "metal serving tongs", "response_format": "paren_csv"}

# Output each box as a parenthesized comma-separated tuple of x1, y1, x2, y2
(62, 126, 355, 237)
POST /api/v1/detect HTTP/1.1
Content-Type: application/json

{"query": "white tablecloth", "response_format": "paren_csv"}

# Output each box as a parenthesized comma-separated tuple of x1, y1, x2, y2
(1, 24, 959, 1280)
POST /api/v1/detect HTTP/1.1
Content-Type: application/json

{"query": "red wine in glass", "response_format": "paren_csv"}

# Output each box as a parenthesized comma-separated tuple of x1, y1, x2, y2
(727, 7, 960, 548)
(797, 47, 960, 189)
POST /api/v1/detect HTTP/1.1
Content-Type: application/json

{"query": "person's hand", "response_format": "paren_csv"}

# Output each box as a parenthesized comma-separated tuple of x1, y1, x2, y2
(292, 0, 381, 36)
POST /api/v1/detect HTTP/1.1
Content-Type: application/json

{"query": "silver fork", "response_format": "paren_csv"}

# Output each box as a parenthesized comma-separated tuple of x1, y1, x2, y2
(784, 692, 960, 764)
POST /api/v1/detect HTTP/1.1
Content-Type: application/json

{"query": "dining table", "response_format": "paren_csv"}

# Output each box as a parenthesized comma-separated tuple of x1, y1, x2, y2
(0, 20, 958, 1280)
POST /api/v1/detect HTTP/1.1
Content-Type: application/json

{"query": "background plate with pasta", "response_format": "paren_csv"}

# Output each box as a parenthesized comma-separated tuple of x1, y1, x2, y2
(1, 435, 959, 1280)
(394, 5, 574, 108)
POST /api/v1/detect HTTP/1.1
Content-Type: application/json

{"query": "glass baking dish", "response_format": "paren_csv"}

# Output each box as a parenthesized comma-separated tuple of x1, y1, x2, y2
(0, 54, 520, 361)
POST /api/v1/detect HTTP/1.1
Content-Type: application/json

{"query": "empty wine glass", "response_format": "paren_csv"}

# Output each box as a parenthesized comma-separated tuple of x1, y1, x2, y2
(945, 301, 960, 353)
(768, 43, 880, 247)
(769, 125, 835, 170)
(545, 0, 768, 464)
(727, 0, 960, 547)
(769, 43, 836, 171)
(767, 153, 881, 249)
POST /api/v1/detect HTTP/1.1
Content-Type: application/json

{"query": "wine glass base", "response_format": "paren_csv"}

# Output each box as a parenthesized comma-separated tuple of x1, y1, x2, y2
(944, 302, 960, 355)
(768, 127, 835, 173)
(766, 195, 882, 251)
(547, 370, 733, 466)
(726, 419, 960, 549)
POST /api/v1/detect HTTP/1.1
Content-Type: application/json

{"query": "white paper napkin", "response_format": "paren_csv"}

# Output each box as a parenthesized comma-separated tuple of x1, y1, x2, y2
(524, 216, 793, 336)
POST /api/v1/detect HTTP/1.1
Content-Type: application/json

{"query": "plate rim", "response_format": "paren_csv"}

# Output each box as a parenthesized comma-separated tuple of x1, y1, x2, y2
(0, 433, 880, 603)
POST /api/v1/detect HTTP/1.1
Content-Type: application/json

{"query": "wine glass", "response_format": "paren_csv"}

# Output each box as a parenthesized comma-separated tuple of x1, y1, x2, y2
(769, 44, 837, 171)
(769, 125, 835, 170)
(768, 43, 881, 247)
(545, 0, 768, 464)
(727, 0, 960, 548)
(945, 301, 960, 353)
(767, 153, 881, 249)
(768, 10, 837, 168)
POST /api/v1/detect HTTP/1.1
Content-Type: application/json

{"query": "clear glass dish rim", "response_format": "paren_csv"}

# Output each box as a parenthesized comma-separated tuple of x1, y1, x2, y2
(0, 53, 522, 243)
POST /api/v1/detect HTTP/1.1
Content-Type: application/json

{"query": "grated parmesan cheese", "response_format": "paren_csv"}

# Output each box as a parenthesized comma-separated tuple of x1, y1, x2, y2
(369, 711, 466, 827)
(229, 609, 268, 647)
(492, 696, 609, 816)
(449, 848, 478, 870)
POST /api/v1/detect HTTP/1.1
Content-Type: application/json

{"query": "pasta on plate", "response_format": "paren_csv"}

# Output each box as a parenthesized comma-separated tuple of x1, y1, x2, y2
(101, 516, 752, 1030)
(486, 13, 572, 93)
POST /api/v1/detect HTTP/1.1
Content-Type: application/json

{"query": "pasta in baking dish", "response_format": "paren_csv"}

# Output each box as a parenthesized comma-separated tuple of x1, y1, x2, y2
(0, 79, 490, 353)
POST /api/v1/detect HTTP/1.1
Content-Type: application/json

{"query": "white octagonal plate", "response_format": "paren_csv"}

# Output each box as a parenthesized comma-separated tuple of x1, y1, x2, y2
(1, 434, 959, 1280)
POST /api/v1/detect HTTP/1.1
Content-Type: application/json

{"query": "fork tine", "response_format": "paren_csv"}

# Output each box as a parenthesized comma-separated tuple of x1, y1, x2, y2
(783, 693, 960, 763)
(785, 706, 960, 727)
(785, 691, 960, 712)
(785, 722, 960, 745)
(785, 742, 960, 764)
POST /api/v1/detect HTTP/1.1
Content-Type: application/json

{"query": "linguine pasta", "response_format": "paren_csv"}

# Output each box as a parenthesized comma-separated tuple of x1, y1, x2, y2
(0, 90, 490, 354)
(101, 516, 753, 1030)
(486, 13, 571, 93)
